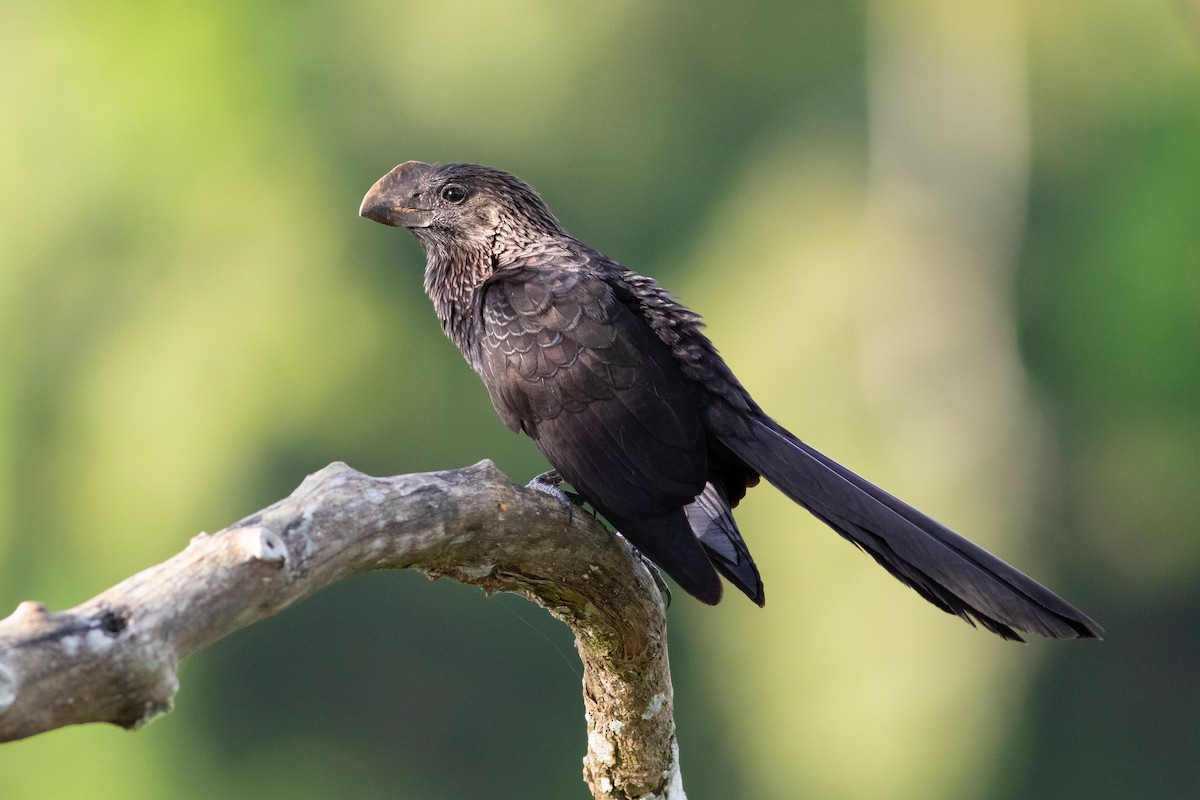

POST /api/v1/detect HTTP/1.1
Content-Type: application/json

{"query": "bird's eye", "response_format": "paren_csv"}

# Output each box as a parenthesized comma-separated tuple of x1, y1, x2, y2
(440, 184, 468, 204)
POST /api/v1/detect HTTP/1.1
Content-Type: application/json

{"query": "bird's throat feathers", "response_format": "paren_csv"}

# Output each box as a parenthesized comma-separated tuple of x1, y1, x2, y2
(421, 243, 491, 362)
(415, 208, 572, 365)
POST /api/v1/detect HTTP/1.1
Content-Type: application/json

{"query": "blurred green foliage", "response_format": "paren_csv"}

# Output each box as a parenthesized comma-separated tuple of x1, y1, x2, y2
(2, 1, 1197, 798)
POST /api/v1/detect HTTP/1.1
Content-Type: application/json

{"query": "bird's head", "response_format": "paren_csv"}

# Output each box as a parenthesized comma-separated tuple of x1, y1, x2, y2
(359, 161, 565, 257)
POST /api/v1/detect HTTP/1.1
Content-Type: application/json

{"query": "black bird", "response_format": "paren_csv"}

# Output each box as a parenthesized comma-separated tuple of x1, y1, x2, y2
(360, 161, 1102, 642)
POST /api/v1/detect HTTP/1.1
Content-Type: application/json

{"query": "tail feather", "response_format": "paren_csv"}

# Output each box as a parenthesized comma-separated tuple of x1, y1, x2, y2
(685, 482, 765, 606)
(709, 406, 1102, 641)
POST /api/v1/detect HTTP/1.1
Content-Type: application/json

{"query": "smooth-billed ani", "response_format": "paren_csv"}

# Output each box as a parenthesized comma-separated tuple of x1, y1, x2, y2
(359, 161, 1101, 642)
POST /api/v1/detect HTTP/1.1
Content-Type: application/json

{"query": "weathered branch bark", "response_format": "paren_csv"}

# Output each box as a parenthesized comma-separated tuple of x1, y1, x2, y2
(0, 461, 685, 799)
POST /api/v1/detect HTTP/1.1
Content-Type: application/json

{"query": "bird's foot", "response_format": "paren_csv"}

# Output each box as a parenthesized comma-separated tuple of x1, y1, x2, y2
(525, 470, 590, 513)
(526, 469, 565, 489)
(525, 470, 587, 513)
(525, 469, 568, 506)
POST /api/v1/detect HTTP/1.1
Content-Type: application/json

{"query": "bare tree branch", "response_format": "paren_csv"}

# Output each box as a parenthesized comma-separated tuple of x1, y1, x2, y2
(0, 460, 685, 800)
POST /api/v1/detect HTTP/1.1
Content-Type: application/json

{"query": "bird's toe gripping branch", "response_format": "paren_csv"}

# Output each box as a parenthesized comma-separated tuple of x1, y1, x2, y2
(525, 470, 589, 512)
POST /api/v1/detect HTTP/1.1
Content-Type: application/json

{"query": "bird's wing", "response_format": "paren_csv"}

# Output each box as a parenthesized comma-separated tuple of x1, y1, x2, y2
(478, 266, 726, 603)
(478, 266, 707, 520)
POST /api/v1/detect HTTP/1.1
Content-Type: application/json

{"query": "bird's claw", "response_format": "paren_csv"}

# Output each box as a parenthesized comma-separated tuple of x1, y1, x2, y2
(649, 565, 673, 609)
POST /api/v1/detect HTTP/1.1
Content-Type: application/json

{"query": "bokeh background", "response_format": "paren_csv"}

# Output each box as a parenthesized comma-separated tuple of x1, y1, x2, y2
(2, 1, 1197, 797)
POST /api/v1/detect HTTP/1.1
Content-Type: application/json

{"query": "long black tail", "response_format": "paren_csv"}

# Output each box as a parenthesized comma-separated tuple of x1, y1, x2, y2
(708, 405, 1102, 641)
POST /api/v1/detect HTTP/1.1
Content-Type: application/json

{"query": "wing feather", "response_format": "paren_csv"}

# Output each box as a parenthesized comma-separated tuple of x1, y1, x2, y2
(479, 268, 706, 520)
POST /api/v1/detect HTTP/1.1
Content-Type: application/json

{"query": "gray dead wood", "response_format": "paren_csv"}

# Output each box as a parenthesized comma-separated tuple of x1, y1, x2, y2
(0, 460, 685, 800)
